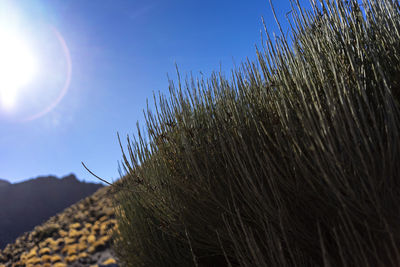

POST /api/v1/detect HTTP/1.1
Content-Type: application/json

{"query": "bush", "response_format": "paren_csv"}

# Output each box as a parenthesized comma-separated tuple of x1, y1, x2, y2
(111, 0, 400, 266)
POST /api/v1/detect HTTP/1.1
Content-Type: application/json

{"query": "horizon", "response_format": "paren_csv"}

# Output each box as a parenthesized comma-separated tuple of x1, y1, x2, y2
(0, 0, 311, 185)
(0, 173, 105, 185)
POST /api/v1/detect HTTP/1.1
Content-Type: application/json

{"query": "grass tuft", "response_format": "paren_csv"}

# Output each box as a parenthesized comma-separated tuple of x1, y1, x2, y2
(111, 0, 400, 266)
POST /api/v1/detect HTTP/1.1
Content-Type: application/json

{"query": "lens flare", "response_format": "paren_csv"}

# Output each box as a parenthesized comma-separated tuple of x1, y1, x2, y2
(0, 1, 73, 123)
(23, 27, 72, 122)
(0, 28, 37, 111)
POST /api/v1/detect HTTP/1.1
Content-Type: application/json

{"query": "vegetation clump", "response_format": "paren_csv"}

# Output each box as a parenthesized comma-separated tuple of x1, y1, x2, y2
(112, 0, 400, 266)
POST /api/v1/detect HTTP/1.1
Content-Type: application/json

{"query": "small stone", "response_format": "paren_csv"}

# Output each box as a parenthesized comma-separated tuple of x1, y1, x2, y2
(99, 215, 108, 222)
(26, 247, 38, 259)
(65, 254, 78, 263)
(50, 255, 62, 263)
(102, 258, 117, 265)
(25, 256, 41, 265)
(61, 244, 78, 256)
(39, 247, 51, 255)
(87, 234, 96, 244)
(69, 229, 83, 238)
(77, 252, 89, 259)
(41, 254, 52, 262)
(70, 222, 82, 230)
(88, 236, 110, 253)
(59, 230, 68, 237)
(64, 236, 76, 245)
(77, 241, 87, 252)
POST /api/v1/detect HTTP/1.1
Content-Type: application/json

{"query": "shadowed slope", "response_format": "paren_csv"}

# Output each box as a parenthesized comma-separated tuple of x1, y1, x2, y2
(0, 179, 10, 187)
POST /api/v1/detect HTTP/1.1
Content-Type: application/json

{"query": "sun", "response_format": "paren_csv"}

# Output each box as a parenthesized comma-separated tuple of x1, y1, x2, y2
(0, 27, 37, 110)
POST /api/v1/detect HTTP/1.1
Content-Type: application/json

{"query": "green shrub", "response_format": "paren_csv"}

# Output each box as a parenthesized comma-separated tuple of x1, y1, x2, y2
(111, 0, 400, 266)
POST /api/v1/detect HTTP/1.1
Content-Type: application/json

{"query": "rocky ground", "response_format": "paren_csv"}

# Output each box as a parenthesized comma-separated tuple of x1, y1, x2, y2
(0, 185, 120, 267)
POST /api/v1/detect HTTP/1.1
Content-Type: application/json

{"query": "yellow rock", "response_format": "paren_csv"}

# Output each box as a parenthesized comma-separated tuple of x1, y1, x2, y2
(61, 244, 78, 256)
(92, 222, 100, 232)
(69, 228, 83, 238)
(87, 234, 96, 244)
(77, 241, 87, 251)
(41, 254, 52, 262)
(78, 235, 87, 243)
(89, 265, 99, 267)
(26, 256, 41, 265)
(78, 251, 89, 258)
(48, 241, 61, 253)
(39, 247, 51, 255)
(59, 229, 68, 237)
(71, 228, 90, 239)
(104, 207, 114, 216)
(88, 235, 110, 253)
(53, 263, 67, 267)
(100, 220, 116, 235)
(43, 263, 52, 267)
(84, 222, 92, 229)
(64, 236, 76, 245)
(65, 254, 78, 263)
(99, 215, 108, 222)
(50, 254, 62, 263)
(40, 237, 57, 248)
(54, 237, 65, 246)
(88, 245, 95, 253)
(100, 235, 111, 243)
(26, 247, 38, 259)
(100, 223, 108, 235)
(70, 222, 81, 229)
(102, 258, 117, 265)
(20, 252, 29, 261)
(44, 237, 54, 245)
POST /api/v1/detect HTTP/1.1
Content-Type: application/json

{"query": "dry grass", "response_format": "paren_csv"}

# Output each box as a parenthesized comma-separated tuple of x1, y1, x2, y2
(112, 0, 400, 266)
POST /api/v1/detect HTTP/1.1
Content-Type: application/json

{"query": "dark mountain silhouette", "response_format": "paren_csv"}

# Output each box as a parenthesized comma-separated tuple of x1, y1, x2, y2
(0, 179, 10, 187)
(0, 174, 103, 250)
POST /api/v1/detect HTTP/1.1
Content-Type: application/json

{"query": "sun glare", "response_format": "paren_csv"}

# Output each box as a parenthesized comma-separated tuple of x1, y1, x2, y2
(0, 28, 37, 110)
(0, 2, 72, 122)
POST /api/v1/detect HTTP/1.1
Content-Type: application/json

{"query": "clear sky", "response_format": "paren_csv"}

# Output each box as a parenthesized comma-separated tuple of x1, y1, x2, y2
(0, 0, 310, 184)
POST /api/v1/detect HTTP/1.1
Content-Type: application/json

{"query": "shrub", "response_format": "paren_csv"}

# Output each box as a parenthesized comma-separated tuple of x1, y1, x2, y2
(111, 0, 400, 266)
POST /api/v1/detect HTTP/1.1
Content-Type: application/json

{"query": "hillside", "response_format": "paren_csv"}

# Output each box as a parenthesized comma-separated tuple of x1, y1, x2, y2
(0, 175, 103, 250)
(0, 179, 10, 187)
(0, 185, 119, 267)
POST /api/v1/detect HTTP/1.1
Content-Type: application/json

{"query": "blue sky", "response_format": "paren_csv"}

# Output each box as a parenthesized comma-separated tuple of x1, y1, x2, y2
(0, 0, 310, 184)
